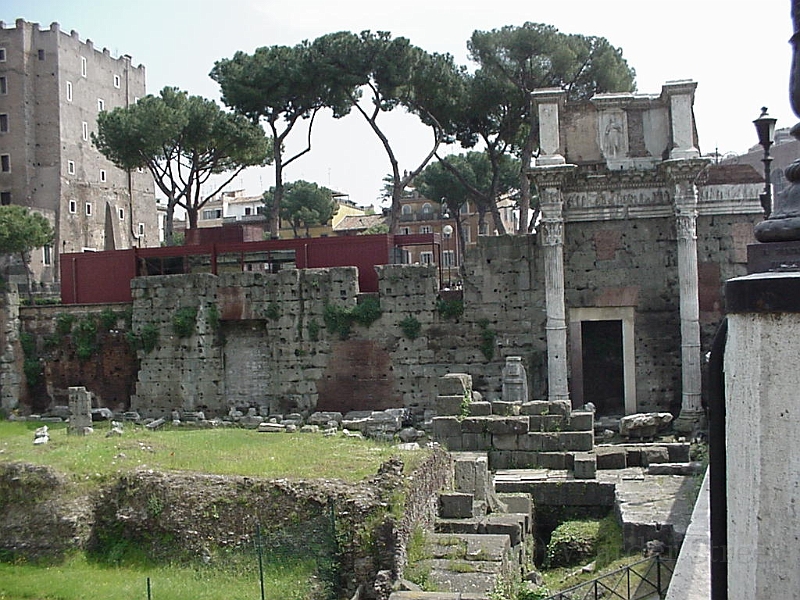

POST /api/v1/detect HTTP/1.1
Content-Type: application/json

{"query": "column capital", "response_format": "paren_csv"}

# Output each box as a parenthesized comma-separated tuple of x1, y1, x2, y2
(529, 163, 577, 189)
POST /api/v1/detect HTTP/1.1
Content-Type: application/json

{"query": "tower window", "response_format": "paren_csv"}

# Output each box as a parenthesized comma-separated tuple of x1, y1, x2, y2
(100, 169, 106, 182)
(85, 203, 92, 216)
(0, 154, 9, 172)
(69, 200, 77, 214)
(0, 76, 6, 95)
(0, 114, 8, 133)
(38, 49, 45, 61)
(113, 74, 120, 88)
(81, 121, 88, 141)
(81, 56, 87, 77)
(0, 48, 6, 62)
(118, 208, 124, 220)
(66, 81, 73, 102)
(97, 98, 105, 112)
(67, 160, 75, 175)
(0, 191, 10, 205)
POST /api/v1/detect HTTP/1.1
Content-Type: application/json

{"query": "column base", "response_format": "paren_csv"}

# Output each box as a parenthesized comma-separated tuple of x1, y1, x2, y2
(673, 409, 706, 434)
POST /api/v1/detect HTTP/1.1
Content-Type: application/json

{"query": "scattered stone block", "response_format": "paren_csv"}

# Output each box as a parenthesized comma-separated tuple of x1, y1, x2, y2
(145, 417, 166, 430)
(491, 401, 519, 416)
(308, 411, 343, 427)
(665, 443, 691, 462)
(467, 401, 492, 416)
(619, 412, 673, 438)
(461, 433, 491, 451)
(573, 453, 597, 479)
(485, 417, 528, 435)
(439, 373, 473, 397)
(439, 492, 475, 519)
(642, 446, 670, 465)
(453, 453, 490, 501)
(437, 395, 466, 416)
(595, 446, 627, 470)
(432, 417, 461, 439)
(568, 411, 594, 432)
(548, 400, 572, 417)
(646, 462, 705, 476)
(520, 401, 550, 415)
(33, 425, 49, 445)
(557, 431, 594, 451)
(257, 422, 284, 433)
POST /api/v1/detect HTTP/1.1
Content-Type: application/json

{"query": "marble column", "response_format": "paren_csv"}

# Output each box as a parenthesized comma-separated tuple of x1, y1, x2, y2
(531, 165, 576, 404)
(662, 159, 708, 432)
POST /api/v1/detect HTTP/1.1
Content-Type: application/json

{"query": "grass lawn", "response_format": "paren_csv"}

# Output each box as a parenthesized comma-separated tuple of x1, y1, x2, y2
(0, 553, 316, 600)
(0, 420, 427, 482)
(0, 420, 431, 600)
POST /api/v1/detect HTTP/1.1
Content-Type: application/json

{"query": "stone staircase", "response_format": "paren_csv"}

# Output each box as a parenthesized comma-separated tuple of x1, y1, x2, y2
(394, 453, 533, 600)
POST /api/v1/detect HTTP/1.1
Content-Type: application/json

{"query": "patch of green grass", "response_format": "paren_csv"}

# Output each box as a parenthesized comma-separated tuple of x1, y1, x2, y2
(0, 421, 427, 482)
(541, 514, 640, 591)
(0, 551, 316, 600)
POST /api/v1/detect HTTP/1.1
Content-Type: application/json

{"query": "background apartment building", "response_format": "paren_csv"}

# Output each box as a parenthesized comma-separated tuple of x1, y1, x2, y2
(0, 19, 157, 289)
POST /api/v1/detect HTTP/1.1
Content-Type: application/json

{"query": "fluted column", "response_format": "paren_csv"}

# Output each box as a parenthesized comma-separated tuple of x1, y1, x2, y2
(531, 165, 576, 403)
(662, 158, 709, 432)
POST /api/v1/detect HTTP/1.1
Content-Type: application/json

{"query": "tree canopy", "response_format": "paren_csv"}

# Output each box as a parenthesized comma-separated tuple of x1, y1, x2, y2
(93, 87, 271, 243)
(467, 22, 636, 231)
(211, 43, 355, 236)
(265, 180, 337, 238)
(0, 205, 54, 300)
(310, 30, 466, 233)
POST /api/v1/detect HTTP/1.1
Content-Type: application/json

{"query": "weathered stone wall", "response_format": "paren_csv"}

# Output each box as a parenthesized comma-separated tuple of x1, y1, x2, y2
(16, 303, 136, 412)
(564, 217, 681, 413)
(127, 236, 548, 420)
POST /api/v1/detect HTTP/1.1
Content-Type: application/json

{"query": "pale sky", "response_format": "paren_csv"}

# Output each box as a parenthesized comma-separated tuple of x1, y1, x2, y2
(5, 0, 798, 207)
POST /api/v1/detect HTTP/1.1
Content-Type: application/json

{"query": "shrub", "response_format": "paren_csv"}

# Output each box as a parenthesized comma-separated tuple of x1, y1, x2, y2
(99, 308, 118, 331)
(308, 319, 320, 342)
(478, 319, 496, 361)
(56, 313, 75, 336)
(437, 298, 464, 320)
(172, 307, 197, 338)
(265, 303, 280, 321)
(324, 296, 382, 340)
(73, 316, 98, 361)
(399, 315, 421, 340)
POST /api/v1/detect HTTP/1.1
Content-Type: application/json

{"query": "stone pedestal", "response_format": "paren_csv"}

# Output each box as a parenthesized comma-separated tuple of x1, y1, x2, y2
(501, 357, 528, 403)
(724, 272, 800, 600)
(68, 386, 93, 435)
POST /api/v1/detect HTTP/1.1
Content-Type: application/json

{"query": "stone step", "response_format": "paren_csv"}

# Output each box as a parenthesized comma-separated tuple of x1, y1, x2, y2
(412, 533, 512, 596)
(389, 592, 487, 600)
(435, 512, 529, 547)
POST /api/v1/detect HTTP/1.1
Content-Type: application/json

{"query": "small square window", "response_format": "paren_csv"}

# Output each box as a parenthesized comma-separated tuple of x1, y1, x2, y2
(113, 74, 120, 88)
(43, 245, 52, 266)
(0, 114, 8, 133)
(1, 154, 9, 172)
(0, 191, 10, 205)
(69, 200, 77, 214)
(67, 160, 75, 175)
(100, 169, 107, 182)
(38, 49, 45, 61)
(85, 203, 92, 216)
(97, 98, 105, 112)
(66, 81, 73, 102)
(81, 121, 88, 141)
(81, 56, 87, 77)
(0, 76, 6, 95)
(0, 48, 6, 62)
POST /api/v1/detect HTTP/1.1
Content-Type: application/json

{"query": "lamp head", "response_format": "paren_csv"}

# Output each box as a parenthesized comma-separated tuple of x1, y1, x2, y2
(754, 107, 777, 151)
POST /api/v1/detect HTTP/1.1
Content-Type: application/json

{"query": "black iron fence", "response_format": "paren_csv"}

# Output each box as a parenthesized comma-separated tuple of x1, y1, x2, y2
(545, 555, 676, 600)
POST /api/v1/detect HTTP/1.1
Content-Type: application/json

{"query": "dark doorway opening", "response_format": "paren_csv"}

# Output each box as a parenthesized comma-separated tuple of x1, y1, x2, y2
(581, 320, 624, 416)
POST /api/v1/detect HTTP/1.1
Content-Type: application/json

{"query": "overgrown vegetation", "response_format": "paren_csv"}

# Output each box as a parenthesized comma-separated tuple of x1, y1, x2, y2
(127, 323, 160, 354)
(265, 302, 281, 321)
(172, 307, 198, 338)
(478, 319, 496, 361)
(73, 316, 99, 360)
(19, 331, 41, 388)
(324, 296, 382, 340)
(307, 319, 320, 342)
(399, 315, 422, 340)
(436, 297, 464, 320)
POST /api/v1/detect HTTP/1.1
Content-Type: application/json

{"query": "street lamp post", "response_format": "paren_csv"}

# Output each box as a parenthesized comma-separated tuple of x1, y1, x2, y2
(753, 107, 778, 218)
(442, 224, 453, 288)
